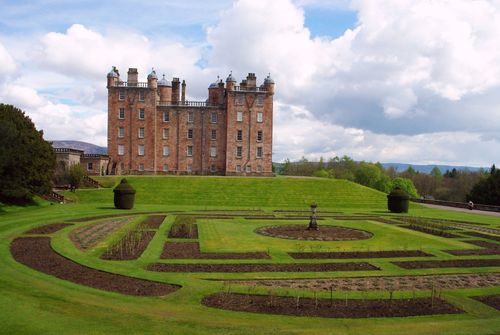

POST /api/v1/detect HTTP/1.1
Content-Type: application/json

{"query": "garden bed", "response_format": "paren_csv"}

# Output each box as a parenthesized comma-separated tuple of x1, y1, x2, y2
(201, 293, 463, 318)
(11, 237, 179, 296)
(393, 259, 500, 269)
(160, 242, 270, 259)
(25, 223, 73, 234)
(228, 273, 500, 291)
(463, 231, 500, 242)
(168, 219, 198, 239)
(147, 262, 379, 273)
(100, 230, 156, 260)
(472, 295, 500, 310)
(70, 217, 135, 250)
(138, 215, 166, 229)
(289, 250, 433, 259)
(401, 225, 460, 238)
(445, 240, 500, 256)
(255, 224, 373, 241)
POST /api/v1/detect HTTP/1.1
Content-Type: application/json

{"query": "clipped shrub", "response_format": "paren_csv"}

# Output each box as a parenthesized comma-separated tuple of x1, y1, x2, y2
(113, 178, 136, 209)
(387, 187, 410, 213)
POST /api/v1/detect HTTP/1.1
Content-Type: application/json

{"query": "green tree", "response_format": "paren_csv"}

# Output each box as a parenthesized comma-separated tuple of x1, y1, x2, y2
(0, 104, 55, 204)
(467, 169, 500, 205)
(392, 177, 419, 198)
(374, 174, 392, 193)
(354, 162, 381, 188)
(68, 164, 85, 191)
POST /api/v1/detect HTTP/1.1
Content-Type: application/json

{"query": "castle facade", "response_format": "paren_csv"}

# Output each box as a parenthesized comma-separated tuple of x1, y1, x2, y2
(107, 67, 274, 176)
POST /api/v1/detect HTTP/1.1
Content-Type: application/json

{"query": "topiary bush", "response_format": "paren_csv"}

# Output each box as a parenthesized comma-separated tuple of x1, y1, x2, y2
(387, 187, 410, 213)
(113, 178, 136, 209)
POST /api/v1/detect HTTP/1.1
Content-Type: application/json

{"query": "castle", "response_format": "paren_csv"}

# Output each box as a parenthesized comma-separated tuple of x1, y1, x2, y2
(107, 67, 274, 176)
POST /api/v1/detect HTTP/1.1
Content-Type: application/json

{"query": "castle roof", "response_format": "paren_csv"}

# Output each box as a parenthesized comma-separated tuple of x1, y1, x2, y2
(264, 73, 274, 85)
(107, 67, 118, 78)
(147, 68, 158, 80)
(158, 74, 171, 86)
(226, 72, 236, 82)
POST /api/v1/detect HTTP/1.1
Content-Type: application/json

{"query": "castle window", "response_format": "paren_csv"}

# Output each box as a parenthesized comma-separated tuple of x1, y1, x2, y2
(118, 145, 125, 156)
(139, 91, 145, 101)
(236, 146, 242, 158)
(138, 127, 145, 138)
(257, 165, 262, 173)
(237, 130, 243, 141)
(256, 147, 263, 158)
(138, 144, 145, 156)
(87, 162, 93, 171)
(118, 108, 125, 119)
(257, 112, 263, 123)
(188, 112, 194, 123)
(187, 129, 193, 139)
(246, 165, 251, 173)
(256, 96, 264, 106)
(163, 146, 169, 156)
(211, 129, 217, 140)
(139, 163, 144, 171)
(257, 130, 263, 142)
(118, 127, 125, 138)
(163, 128, 169, 139)
(237, 111, 243, 122)
(210, 164, 216, 173)
(163, 111, 169, 122)
(163, 164, 169, 172)
(139, 108, 145, 120)
(118, 90, 125, 100)
(236, 95, 244, 105)
(236, 165, 241, 173)
(187, 146, 193, 156)
(210, 147, 217, 157)
(187, 164, 192, 173)
(211, 112, 217, 123)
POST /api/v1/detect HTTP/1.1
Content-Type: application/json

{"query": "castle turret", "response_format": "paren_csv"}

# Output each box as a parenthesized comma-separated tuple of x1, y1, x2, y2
(226, 72, 236, 91)
(127, 68, 138, 86)
(171, 77, 180, 103)
(147, 68, 158, 89)
(263, 73, 275, 94)
(107, 66, 119, 88)
(158, 74, 171, 103)
(208, 77, 224, 105)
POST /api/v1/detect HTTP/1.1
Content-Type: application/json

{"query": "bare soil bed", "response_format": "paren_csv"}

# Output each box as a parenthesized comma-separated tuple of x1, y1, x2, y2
(229, 273, 500, 291)
(100, 230, 156, 260)
(138, 215, 166, 229)
(70, 217, 135, 250)
(401, 225, 460, 238)
(147, 262, 379, 273)
(463, 231, 500, 242)
(473, 295, 500, 310)
(393, 259, 500, 269)
(289, 250, 433, 259)
(161, 242, 270, 259)
(201, 293, 463, 318)
(11, 237, 179, 296)
(25, 223, 73, 234)
(255, 224, 373, 241)
(445, 240, 500, 256)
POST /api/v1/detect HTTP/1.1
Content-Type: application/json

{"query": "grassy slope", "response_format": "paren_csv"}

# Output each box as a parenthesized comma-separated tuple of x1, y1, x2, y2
(0, 176, 499, 335)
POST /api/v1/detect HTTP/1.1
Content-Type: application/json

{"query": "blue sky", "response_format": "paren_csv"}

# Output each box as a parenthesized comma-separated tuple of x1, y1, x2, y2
(0, 0, 499, 166)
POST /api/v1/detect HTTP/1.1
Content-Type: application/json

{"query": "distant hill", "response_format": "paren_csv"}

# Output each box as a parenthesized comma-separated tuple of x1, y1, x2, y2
(51, 140, 107, 155)
(380, 163, 487, 174)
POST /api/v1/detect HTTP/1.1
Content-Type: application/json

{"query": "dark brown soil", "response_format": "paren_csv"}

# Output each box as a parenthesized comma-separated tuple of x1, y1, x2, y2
(463, 231, 500, 242)
(160, 242, 270, 259)
(11, 237, 179, 296)
(168, 223, 198, 239)
(201, 293, 463, 318)
(446, 240, 500, 256)
(401, 225, 460, 238)
(230, 273, 500, 291)
(100, 230, 156, 260)
(289, 250, 433, 259)
(473, 295, 500, 310)
(147, 262, 379, 273)
(393, 259, 500, 269)
(255, 224, 373, 241)
(25, 223, 73, 234)
(138, 215, 166, 229)
(274, 210, 343, 214)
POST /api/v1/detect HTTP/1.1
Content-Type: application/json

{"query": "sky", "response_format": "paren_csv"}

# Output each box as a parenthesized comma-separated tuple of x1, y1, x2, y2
(0, 0, 499, 167)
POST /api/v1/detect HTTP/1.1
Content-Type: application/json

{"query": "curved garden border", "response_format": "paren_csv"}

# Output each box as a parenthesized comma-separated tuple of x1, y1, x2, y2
(255, 224, 373, 241)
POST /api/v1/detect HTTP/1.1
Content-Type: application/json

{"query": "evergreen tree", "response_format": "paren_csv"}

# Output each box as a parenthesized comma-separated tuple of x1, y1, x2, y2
(0, 104, 56, 204)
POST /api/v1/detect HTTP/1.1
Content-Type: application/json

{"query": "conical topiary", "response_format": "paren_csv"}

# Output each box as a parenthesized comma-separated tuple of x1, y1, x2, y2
(113, 178, 136, 209)
(387, 187, 410, 213)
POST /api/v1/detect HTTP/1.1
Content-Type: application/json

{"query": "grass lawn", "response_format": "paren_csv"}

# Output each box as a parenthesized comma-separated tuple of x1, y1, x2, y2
(0, 176, 498, 334)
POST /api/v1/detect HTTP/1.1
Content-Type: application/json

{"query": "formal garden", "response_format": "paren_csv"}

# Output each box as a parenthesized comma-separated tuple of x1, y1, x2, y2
(0, 176, 499, 334)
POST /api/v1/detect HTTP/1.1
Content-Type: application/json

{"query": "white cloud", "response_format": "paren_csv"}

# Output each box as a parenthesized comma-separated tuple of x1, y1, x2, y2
(0, 41, 16, 77)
